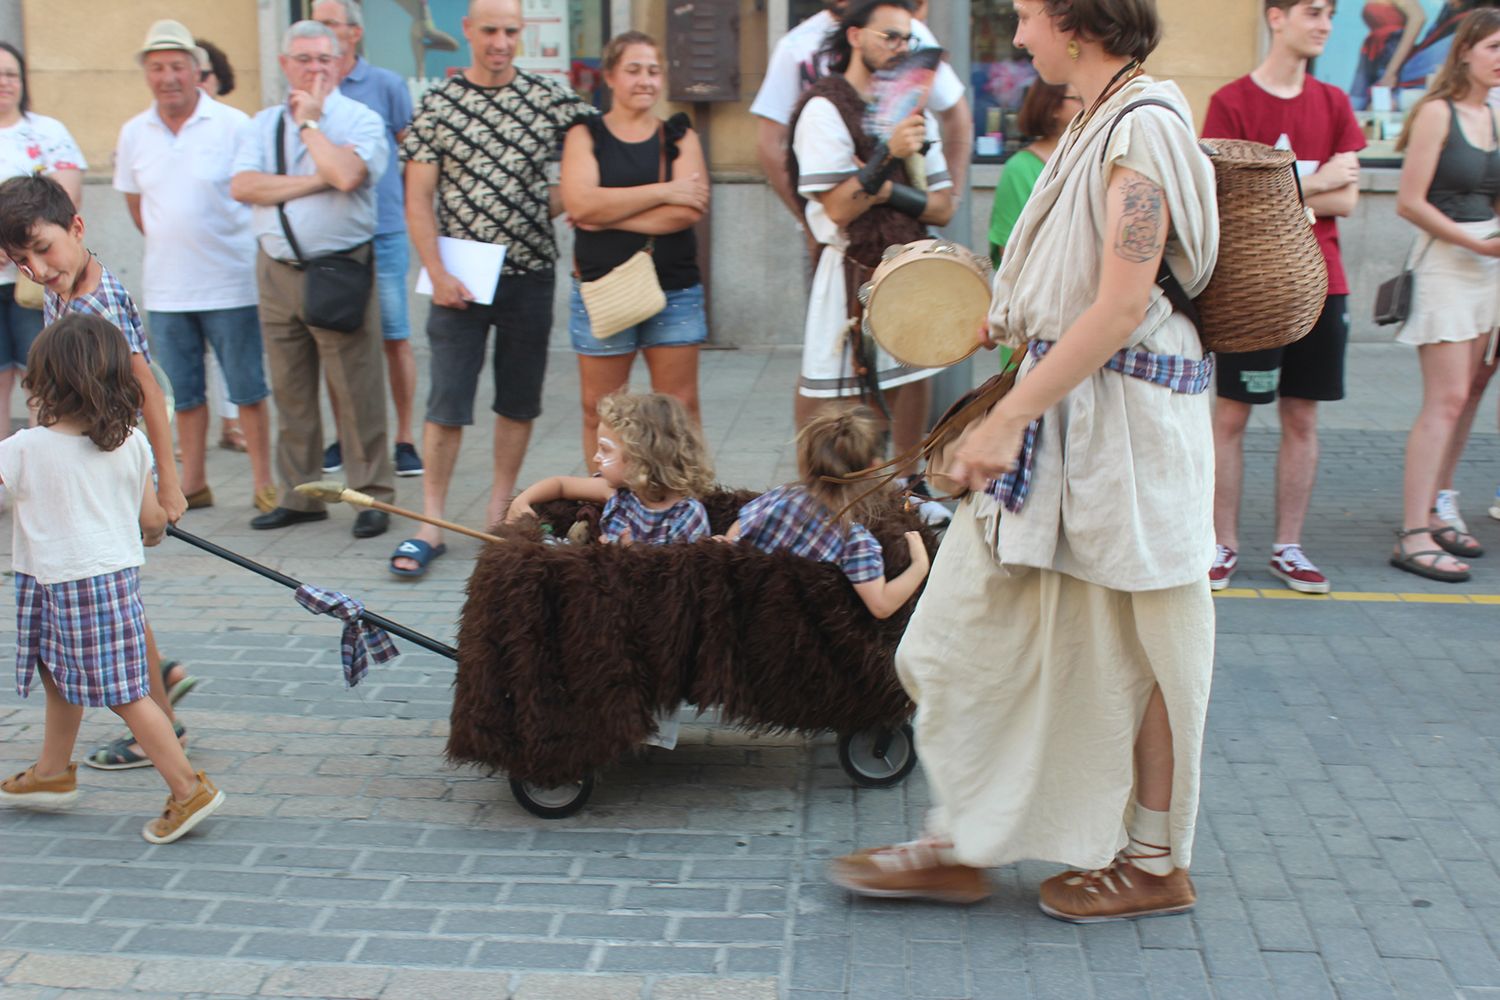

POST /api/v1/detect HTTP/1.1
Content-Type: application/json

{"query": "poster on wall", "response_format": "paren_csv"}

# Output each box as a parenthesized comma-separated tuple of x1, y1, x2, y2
(360, 0, 571, 90)
(1314, 0, 1482, 159)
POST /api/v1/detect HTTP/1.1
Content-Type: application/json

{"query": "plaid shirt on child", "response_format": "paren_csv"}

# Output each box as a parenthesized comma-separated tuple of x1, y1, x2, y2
(44, 259, 150, 361)
(600, 489, 711, 545)
(735, 485, 885, 584)
(987, 339, 1214, 513)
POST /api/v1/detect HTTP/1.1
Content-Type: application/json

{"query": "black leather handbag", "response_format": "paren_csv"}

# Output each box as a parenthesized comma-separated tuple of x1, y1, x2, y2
(274, 116, 373, 333)
(1373, 237, 1433, 327)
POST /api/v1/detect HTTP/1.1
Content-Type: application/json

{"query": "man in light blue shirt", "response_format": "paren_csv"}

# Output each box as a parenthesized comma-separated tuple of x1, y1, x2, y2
(230, 20, 394, 538)
(314, 0, 423, 478)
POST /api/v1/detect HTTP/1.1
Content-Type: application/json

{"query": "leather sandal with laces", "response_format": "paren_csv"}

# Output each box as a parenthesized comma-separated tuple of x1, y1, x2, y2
(827, 837, 991, 903)
(1038, 842, 1195, 923)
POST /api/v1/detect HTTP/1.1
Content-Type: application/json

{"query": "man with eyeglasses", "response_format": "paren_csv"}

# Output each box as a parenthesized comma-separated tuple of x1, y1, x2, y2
(752, 0, 972, 228)
(230, 20, 395, 539)
(788, 0, 953, 455)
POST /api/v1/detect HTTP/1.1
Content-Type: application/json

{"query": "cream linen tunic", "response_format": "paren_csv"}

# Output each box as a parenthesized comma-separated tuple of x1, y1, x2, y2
(896, 78, 1220, 872)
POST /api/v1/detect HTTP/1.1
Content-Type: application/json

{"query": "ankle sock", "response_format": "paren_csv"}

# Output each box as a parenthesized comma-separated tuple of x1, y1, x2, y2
(1126, 803, 1175, 876)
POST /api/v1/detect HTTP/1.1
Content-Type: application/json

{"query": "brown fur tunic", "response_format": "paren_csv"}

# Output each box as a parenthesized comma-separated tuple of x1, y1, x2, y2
(447, 489, 937, 786)
(786, 74, 928, 270)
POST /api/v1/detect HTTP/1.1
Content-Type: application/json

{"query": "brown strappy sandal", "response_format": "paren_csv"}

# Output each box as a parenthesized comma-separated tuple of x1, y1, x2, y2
(1391, 527, 1471, 583)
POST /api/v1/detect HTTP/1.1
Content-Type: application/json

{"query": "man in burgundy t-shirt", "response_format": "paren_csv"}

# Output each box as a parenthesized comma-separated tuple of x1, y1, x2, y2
(1201, 0, 1365, 596)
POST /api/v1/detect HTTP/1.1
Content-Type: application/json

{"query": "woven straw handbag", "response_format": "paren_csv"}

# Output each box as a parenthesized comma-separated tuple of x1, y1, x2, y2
(13, 272, 44, 311)
(579, 241, 667, 339)
(1103, 102, 1328, 354)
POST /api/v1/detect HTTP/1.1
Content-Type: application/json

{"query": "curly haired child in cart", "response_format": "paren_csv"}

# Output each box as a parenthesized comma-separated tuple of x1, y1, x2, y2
(0, 315, 224, 843)
(724, 405, 931, 620)
(509, 391, 715, 544)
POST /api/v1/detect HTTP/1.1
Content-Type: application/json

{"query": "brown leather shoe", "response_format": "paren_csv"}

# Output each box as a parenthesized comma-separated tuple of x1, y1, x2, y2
(828, 840, 991, 904)
(1039, 857, 1196, 923)
(0, 763, 79, 807)
(142, 771, 225, 844)
(184, 485, 214, 510)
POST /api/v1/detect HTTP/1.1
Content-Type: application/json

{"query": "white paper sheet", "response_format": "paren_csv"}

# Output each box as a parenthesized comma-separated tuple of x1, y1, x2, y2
(415, 237, 506, 306)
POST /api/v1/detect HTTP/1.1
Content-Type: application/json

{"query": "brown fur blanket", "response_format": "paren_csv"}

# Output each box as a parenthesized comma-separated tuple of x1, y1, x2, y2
(447, 489, 937, 785)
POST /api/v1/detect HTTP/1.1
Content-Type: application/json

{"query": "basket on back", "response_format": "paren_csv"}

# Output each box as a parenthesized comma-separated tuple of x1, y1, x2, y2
(1194, 138, 1328, 354)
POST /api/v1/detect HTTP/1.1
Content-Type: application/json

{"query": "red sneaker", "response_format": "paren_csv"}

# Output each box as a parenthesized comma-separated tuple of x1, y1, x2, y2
(1269, 544, 1330, 594)
(1208, 545, 1237, 591)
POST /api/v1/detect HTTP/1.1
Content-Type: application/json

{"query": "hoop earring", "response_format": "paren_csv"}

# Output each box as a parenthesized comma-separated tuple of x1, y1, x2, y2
(1068, 40, 1081, 60)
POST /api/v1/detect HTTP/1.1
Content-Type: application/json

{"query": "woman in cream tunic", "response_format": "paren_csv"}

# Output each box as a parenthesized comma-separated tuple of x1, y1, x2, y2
(829, 0, 1220, 923)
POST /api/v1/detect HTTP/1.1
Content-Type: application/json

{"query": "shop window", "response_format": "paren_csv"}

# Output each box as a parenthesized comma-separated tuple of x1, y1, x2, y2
(971, 0, 1035, 163)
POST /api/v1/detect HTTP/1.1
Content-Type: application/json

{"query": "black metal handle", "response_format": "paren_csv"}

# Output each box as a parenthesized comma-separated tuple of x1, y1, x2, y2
(165, 524, 458, 661)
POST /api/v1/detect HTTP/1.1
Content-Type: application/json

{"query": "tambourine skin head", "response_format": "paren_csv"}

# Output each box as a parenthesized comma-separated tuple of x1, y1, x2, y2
(865, 240, 993, 369)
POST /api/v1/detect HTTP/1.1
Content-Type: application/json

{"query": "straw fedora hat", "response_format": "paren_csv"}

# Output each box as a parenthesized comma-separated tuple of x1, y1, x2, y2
(137, 19, 209, 68)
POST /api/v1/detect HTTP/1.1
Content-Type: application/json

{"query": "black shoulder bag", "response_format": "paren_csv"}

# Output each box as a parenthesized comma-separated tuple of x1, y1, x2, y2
(274, 115, 374, 333)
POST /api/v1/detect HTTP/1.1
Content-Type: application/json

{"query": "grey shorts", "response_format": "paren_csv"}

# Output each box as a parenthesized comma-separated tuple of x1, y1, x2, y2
(425, 269, 555, 425)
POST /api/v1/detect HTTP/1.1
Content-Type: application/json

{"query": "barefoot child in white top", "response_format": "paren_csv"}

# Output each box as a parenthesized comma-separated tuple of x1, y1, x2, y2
(509, 392, 714, 544)
(0, 315, 224, 843)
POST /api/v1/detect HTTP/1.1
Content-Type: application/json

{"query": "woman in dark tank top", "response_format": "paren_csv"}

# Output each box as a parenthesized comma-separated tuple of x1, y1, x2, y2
(559, 31, 710, 469)
(1390, 7, 1500, 583)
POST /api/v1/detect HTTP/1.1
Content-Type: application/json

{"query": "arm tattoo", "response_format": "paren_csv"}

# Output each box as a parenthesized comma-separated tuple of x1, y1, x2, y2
(1114, 177, 1165, 263)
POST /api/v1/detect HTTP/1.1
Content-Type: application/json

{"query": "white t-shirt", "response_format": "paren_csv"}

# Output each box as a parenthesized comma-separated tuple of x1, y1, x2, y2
(114, 93, 258, 312)
(0, 426, 152, 586)
(794, 95, 951, 247)
(0, 113, 87, 286)
(749, 10, 964, 125)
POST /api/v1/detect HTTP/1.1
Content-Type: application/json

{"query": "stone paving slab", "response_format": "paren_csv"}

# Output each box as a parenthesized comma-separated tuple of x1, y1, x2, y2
(1, 344, 1498, 998)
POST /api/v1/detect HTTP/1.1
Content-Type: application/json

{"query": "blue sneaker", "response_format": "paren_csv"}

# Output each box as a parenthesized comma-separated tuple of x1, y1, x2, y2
(322, 442, 342, 474)
(395, 442, 424, 477)
(1490, 486, 1500, 522)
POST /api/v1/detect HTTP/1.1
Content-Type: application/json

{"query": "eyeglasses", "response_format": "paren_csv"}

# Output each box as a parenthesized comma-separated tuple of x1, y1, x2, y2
(0, 71, 21, 82)
(316, 19, 350, 29)
(870, 29, 919, 50)
(288, 54, 336, 66)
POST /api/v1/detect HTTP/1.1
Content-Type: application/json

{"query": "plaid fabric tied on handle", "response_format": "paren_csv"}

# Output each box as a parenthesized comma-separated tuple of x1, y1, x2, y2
(293, 584, 400, 687)
(987, 339, 1214, 513)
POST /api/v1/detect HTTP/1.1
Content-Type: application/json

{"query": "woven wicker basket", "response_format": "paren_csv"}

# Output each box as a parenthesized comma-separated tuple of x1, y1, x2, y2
(1196, 139, 1328, 354)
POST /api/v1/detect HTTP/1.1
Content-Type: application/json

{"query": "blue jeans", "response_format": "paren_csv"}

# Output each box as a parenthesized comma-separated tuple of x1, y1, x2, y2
(0, 282, 43, 371)
(373, 231, 411, 342)
(569, 282, 708, 356)
(149, 306, 270, 411)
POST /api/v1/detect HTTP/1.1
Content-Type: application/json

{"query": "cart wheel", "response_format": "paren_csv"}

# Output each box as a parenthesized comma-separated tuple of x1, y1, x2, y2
(509, 773, 595, 819)
(838, 723, 917, 788)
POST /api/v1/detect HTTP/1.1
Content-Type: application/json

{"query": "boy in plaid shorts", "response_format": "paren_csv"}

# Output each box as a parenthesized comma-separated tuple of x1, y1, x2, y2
(0, 174, 199, 771)
(0, 315, 225, 843)
(724, 406, 930, 620)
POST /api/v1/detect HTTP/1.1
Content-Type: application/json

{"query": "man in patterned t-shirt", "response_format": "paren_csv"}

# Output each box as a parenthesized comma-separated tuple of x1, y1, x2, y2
(395, 0, 594, 577)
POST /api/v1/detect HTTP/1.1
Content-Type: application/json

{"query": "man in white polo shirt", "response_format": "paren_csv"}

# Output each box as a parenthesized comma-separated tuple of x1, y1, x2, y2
(114, 19, 275, 515)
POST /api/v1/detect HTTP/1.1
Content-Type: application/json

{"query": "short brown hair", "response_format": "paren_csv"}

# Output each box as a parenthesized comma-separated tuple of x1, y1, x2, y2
(601, 30, 659, 72)
(595, 391, 714, 503)
(1264, 0, 1337, 15)
(797, 405, 885, 525)
(1043, 0, 1161, 64)
(0, 174, 76, 255)
(1016, 80, 1072, 140)
(23, 314, 143, 452)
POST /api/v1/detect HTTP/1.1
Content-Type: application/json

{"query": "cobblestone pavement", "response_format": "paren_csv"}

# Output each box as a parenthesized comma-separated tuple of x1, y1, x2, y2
(1, 344, 1498, 999)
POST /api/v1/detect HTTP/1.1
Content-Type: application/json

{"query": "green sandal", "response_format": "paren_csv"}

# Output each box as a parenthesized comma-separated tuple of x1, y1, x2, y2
(160, 660, 200, 706)
(84, 721, 188, 771)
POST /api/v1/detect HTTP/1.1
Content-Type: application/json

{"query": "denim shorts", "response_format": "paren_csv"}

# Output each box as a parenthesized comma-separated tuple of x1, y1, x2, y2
(426, 269, 554, 425)
(373, 231, 411, 342)
(149, 306, 270, 411)
(569, 282, 708, 357)
(0, 282, 44, 371)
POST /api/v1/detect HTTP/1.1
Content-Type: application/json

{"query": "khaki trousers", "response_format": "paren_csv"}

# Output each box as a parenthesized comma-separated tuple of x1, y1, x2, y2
(257, 250, 394, 512)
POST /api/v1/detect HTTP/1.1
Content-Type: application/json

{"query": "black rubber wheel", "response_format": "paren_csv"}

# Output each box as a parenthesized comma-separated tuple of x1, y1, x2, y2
(838, 723, 917, 788)
(509, 773, 595, 819)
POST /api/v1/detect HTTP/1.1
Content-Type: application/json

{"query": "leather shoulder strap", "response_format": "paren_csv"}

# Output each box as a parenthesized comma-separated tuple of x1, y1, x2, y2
(274, 115, 307, 266)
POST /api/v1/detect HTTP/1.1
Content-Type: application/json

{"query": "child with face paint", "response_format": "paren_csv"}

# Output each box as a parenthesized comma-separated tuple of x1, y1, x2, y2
(722, 405, 930, 620)
(509, 392, 714, 544)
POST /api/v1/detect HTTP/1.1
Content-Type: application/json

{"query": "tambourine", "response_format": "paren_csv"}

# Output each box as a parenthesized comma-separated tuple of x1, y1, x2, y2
(858, 238, 993, 369)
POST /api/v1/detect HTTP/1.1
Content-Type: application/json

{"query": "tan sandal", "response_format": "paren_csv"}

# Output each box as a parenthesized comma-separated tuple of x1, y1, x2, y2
(1039, 842, 1196, 923)
(827, 837, 990, 903)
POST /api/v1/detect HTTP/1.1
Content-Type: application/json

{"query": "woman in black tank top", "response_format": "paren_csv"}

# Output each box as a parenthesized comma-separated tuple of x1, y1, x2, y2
(1390, 8, 1500, 583)
(559, 31, 710, 469)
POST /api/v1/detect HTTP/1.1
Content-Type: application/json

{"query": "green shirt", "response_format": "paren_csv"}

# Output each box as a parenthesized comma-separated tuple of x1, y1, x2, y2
(987, 148, 1046, 266)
